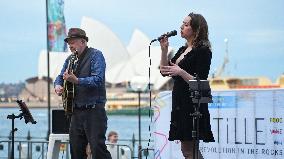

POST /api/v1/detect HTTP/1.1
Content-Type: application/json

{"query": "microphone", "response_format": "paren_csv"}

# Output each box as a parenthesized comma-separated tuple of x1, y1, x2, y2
(151, 30, 177, 43)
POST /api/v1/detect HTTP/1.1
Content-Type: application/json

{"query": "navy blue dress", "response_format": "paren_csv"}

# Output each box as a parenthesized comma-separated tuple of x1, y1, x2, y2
(168, 46, 214, 142)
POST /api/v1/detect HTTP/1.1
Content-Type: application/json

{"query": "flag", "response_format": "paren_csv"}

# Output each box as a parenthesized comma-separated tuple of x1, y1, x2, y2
(47, 0, 67, 52)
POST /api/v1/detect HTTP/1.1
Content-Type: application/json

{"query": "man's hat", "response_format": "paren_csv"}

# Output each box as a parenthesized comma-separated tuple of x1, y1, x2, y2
(64, 28, 89, 42)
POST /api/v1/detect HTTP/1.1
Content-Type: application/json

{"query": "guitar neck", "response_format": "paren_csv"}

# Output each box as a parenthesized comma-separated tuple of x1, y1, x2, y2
(67, 55, 77, 73)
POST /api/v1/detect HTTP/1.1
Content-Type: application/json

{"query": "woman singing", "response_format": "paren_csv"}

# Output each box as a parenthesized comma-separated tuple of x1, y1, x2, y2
(159, 12, 215, 159)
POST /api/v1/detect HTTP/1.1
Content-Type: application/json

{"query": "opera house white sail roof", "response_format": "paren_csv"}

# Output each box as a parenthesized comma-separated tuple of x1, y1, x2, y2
(38, 17, 174, 90)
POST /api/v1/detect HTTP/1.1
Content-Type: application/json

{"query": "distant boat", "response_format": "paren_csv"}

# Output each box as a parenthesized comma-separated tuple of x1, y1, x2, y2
(209, 75, 284, 90)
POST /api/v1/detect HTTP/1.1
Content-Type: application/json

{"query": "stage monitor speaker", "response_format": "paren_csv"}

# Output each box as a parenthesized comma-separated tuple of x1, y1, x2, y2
(52, 109, 70, 134)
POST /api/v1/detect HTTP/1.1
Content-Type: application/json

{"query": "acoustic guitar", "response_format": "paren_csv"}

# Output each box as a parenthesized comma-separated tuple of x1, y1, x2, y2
(62, 53, 78, 116)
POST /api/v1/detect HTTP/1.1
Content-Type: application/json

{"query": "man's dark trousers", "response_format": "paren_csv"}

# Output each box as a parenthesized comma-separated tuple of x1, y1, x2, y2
(69, 106, 112, 159)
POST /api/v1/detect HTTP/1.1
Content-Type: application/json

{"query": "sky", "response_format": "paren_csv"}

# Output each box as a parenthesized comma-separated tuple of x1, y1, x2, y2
(0, 0, 284, 83)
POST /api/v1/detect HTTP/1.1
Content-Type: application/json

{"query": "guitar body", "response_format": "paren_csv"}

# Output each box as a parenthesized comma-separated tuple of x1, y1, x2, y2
(62, 54, 77, 116)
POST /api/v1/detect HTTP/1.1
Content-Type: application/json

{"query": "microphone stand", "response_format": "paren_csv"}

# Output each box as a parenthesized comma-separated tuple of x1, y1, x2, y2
(7, 113, 24, 159)
(145, 41, 154, 159)
(7, 100, 37, 159)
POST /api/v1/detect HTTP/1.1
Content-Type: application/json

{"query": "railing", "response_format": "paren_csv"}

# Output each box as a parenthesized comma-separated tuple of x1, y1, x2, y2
(0, 140, 49, 159)
(0, 139, 154, 159)
(138, 148, 155, 159)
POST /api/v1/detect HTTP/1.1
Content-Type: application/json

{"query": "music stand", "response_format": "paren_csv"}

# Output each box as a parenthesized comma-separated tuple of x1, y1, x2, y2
(187, 78, 212, 159)
(7, 100, 37, 159)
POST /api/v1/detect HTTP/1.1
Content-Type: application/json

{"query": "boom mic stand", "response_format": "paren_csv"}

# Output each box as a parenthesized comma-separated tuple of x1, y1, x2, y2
(7, 100, 37, 159)
(187, 76, 212, 159)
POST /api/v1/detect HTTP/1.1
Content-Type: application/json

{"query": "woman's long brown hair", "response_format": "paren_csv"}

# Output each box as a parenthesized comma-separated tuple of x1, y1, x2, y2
(188, 12, 211, 50)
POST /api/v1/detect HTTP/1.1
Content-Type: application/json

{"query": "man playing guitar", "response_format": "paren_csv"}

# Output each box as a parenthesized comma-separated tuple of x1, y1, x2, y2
(54, 28, 111, 159)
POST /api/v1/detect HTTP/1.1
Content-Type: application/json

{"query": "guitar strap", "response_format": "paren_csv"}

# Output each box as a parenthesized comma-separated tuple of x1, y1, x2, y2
(74, 47, 89, 76)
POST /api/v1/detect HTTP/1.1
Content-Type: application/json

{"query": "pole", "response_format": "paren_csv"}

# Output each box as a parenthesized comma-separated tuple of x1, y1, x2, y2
(11, 114, 15, 159)
(45, 0, 51, 139)
(138, 90, 142, 159)
(225, 38, 228, 56)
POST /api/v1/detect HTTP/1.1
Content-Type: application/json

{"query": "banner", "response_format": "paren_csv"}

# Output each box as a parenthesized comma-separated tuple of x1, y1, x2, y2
(153, 89, 284, 159)
(47, 0, 67, 52)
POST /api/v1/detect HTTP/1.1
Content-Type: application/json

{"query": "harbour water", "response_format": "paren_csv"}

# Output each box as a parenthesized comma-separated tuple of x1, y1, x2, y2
(0, 107, 154, 158)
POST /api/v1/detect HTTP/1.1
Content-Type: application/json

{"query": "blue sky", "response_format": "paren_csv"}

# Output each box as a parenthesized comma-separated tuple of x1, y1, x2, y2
(0, 0, 284, 83)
